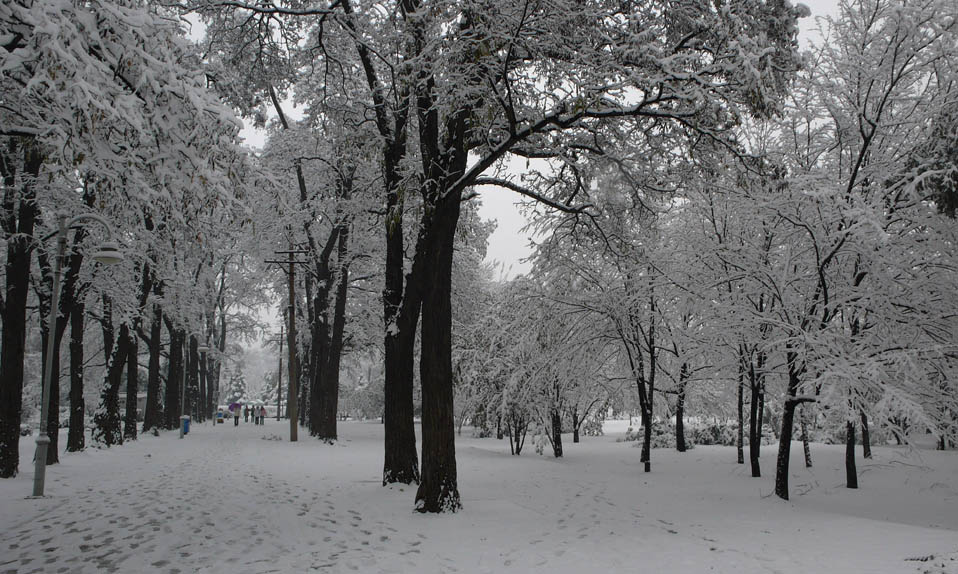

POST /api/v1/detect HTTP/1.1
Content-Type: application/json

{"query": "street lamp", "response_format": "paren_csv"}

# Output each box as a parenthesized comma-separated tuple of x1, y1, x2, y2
(32, 213, 123, 498)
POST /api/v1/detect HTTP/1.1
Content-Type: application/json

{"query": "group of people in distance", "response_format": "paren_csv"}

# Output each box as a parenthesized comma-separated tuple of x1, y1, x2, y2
(224, 404, 267, 426)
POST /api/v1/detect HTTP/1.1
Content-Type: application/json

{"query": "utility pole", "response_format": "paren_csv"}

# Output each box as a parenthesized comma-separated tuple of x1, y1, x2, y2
(266, 248, 308, 442)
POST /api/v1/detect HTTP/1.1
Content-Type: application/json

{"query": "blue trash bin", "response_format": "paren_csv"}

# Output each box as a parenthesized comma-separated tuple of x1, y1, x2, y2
(180, 415, 191, 435)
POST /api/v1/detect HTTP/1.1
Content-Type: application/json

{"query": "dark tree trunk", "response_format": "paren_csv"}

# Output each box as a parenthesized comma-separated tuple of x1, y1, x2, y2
(676, 362, 688, 453)
(415, 190, 462, 513)
(572, 412, 580, 443)
(307, 247, 332, 439)
(317, 228, 350, 441)
(551, 409, 563, 458)
(640, 332, 655, 473)
(860, 411, 872, 459)
(748, 366, 761, 478)
(123, 335, 138, 441)
(507, 414, 527, 455)
(67, 300, 86, 452)
(0, 139, 40, 478)
(199, 343, 207, 422)
(93, 323, 131, 447)
(800, 405, 812, 468)
(735, 348, 757, 468)
(187, 335, 199, 421)
(496, 415, 503, 440)
(164, 325, 184, 430)
(38, 314, 61, 465)
(640, 406, 652, 472)
(102, 295, 115, 365)
(845, 420, 858, 489)
(214, 282, 227, 414)
(382, 228, 422, 485)
(774, 351, 802, 500)
(143, 304, 163, 433)
(298, 344, 308, 427)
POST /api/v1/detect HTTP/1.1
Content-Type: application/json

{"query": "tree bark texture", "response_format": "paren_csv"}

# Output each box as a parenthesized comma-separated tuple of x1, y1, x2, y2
(316, 228, 350, 441)
(845, 420, 858, 489)
(382, 212, 422, 484)
(676, 362, 688, 453)
(67, 300, 86, 452)
(123, 336, 138, 441)
(142, 303, 163, 433)
(164, 326, 184, 430)
(415, 190, 463, 513)
(748, 360, 762, 477)
(0, 139, 40, 478)
(38, 314, 61, 464)
(551, 409, 563, 458)
(93, 323, 131, 447)
(774, 351, 802, 500)
(188, 335, 199, 421)
(738, 353, 746, 466)
(860, 411, 872, 459)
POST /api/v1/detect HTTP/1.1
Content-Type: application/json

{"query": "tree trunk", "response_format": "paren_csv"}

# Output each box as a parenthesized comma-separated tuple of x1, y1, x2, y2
(93, 323, 131, 446)
(641, 406, 652, 472)
(860, 411, 872, 459)
(0, 139, 40, 478)
(164, 325, 183, 430)
(774, 351, 802, 500)
(572, 412, 580, 443)
(143, 303, 163, 433)
(676, 362, 688, 453)
(66, 300, 86, 452)
(735, 354, 757, 466)
(199, 341, 207, 422)
(845, 420, 858, 489)
(415, 191, 462, 513)
(748, 378, 761, 477)
(187, 335, 199, 421)
(38, 313, 61, 464)
(800, 405, 812, 468)
(317, 228, 350, 441)
(382, 226, 423, 484)
(551, 409, 563, 458)
(123, 335, 138, 440)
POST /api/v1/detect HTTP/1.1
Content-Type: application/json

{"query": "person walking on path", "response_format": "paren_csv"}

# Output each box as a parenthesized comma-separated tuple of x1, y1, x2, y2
(259, 406, 267, 425)
(244, 405, 249, 423)
(233, 404, 240, 426)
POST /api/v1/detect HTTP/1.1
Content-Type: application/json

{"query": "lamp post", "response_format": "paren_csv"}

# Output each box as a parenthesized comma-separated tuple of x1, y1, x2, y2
(33, 213, 123, 498)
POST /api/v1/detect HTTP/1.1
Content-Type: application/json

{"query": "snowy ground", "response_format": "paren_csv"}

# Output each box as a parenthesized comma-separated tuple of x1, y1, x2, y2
(1, 419, 956, 574)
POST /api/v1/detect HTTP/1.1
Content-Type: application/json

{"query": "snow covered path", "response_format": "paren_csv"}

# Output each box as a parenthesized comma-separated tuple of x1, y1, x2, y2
(1, 420, 956, 573)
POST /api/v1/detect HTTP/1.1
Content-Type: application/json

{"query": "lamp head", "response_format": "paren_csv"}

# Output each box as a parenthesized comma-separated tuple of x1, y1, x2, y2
(91, 241, 124, 265)
(198, 345, 211, 353)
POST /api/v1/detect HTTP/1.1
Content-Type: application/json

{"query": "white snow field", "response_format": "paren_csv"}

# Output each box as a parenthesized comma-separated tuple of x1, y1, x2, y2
(1, 420, 956, 574)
